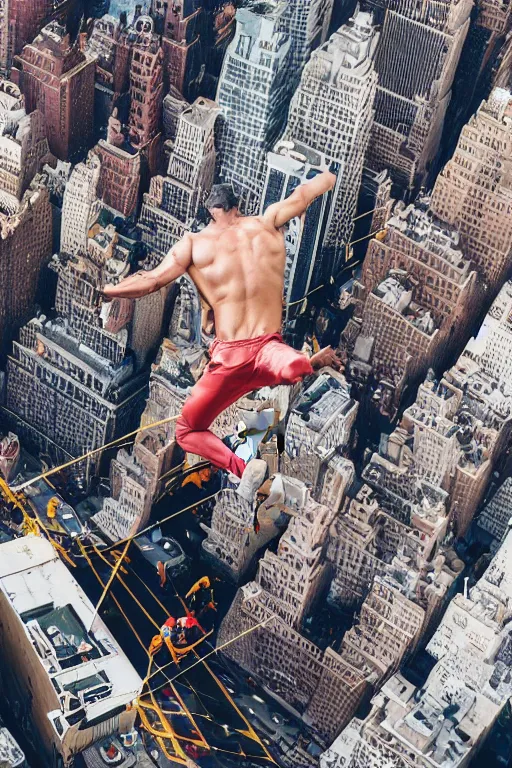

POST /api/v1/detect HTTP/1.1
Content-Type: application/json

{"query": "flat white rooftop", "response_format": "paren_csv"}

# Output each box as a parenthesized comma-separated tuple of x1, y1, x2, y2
(0, 536, 142, 723)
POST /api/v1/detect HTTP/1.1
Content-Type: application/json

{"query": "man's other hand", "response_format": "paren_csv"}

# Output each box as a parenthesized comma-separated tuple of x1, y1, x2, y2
(310, 345, 344, 371)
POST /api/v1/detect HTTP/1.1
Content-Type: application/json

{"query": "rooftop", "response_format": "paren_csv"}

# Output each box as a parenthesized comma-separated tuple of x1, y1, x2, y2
(373, 274, 437, 334)
(292, 372, 355, 430)
(388, 201, 468, 273)
(0, 537, 141, 729)
(0, 720, 25, 767)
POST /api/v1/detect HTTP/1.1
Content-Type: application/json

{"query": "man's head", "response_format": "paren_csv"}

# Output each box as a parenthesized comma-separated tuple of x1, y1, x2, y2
(205, 184, 239, 221)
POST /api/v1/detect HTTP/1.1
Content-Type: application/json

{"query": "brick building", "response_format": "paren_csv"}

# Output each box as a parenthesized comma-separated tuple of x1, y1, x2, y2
(0, 179, 52, 358)
(345, 200, 478, 416)
(14, 22, 95, 162)
(127, 15, 164, 155)
(87, 14, 133, 132)
(94, 113, 141, 218)
(285, 11, 378, 273)
(0, 0, 78, 77)
(216, 1, 291, 213)
(430, 88, 512, 291)
(367, 0, 472, 192)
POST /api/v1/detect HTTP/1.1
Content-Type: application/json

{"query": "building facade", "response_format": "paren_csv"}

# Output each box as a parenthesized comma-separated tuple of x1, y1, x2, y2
(367, 0, 472, 192)
(5, 157, 165, 486)
(282, 0, 334, 75)
(216, 1, 291, 213)
(139, 97, 219, 266)
(0, 537, 141, 765)
(14, 22, 95, 162)
(430, 88, 512, 291)
(345, 200, 478, 416)
(262, 139, 334, 308)
(284, 11, 378, 274)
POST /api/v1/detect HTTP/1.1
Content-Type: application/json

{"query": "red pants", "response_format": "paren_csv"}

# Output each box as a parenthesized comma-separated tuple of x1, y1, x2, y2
(175, 333, 313, 477)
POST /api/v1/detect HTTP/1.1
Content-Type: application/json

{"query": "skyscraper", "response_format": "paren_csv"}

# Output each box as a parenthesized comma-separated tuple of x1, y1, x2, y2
(262, 139, 334, 309)
(94, 112, 141, 219)
(14, 22, 95, 162)
(151, 0, 203, 99)
(87, 14, 133, 133)
(0, 179, 52, 359)
(0, 80, 51, 200)
(60, 154, 101, 256)
(285, 11, 378, 274)
(282, 0, 334, 75)
(127, 15, 164, 154)
(430, 87, 512, 291)
(345, 200, 478, 417)
(0, 0, 78, 77)
(367, 0, 472, 193)
(139, 97, 219, 266)
(5, 157, 165, 486)
(216, 0, 291, 213)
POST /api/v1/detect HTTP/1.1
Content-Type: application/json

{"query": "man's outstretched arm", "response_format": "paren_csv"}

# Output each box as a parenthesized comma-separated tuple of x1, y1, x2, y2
(263, 170, 336, 230)
(103, 234, 193, 299)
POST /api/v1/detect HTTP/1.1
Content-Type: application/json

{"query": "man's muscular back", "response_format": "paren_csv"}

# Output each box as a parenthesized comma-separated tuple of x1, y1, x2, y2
(103, 171, 336, 341)
(188, 215, 285, 340)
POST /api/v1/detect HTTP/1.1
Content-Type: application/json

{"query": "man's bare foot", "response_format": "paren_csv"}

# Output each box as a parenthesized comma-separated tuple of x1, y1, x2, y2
(310, 345, 343, 371)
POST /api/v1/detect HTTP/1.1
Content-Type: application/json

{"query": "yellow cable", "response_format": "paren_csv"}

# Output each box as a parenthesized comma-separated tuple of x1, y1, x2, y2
(90, 539, 131, 625)
(100, 490, 221, 553)
(12, 414, 182, 493)
(77, 539, 151, 657)
(92, 544, 161, 630)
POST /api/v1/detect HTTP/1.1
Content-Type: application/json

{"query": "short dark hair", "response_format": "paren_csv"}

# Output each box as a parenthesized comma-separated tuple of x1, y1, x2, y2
(205, 184, 239, 212)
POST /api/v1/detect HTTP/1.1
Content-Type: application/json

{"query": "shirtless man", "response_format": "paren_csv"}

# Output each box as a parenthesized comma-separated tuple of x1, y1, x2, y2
(104, 174, 340, 502)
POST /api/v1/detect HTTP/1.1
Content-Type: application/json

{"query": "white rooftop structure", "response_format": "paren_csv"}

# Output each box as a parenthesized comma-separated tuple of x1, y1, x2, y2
(0, 537, 142, 764)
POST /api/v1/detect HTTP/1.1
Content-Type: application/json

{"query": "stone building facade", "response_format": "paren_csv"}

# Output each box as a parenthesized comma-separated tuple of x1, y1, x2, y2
(139, 97, 219, 266)
(322, 523, 512, 767)
(285, 11, 378, 275)
(262, 139, 335, 312)
(4, 157, 164, 486)
(282, 0, 334, 76)
(216, 1, 291, 213)
(326, 482, 464, 640)
(402, 362, 510, 537)
(218, 478, 425, 745)
(345, 200, 478, 417)
(280, 369, 358, 491)
(430, 88, 512, 291)
(14, 22, 95, 162)
(0, 80, 51, 199)
(0, 179, 52, 358)
(367, 0, 472, 192)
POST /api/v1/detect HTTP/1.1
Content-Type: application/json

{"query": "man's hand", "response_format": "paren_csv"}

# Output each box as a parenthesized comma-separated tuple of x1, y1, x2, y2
(310, 346, 343, 371)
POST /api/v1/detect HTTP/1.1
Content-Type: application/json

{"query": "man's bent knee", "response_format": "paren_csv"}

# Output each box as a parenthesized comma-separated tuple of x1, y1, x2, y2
(281, 356, 313, 385)
(175, 414, 191, 449)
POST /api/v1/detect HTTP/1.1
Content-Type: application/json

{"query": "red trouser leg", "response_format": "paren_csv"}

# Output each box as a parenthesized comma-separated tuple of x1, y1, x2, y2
(175, 362, 253, 477)
(175, 336, 314, 477)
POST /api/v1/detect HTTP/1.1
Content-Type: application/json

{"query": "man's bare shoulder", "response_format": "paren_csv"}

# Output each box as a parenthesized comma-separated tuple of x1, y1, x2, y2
(237, 214, 279, 233)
